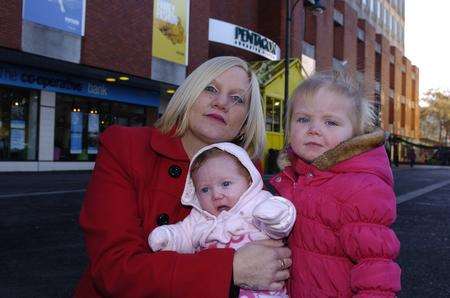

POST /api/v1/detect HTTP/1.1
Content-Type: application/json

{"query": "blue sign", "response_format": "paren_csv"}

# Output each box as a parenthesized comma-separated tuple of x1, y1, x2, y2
(70, 112, 83, 154)
(23, 0, 86, 36)
(0, 63, 160, 107)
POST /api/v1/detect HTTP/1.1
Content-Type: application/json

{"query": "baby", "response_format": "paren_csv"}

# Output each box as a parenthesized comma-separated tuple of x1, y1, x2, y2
(149, 142, 296, 297)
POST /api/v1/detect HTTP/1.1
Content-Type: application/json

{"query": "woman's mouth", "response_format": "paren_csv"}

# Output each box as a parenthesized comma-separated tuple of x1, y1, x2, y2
(206, 113, 226, 124)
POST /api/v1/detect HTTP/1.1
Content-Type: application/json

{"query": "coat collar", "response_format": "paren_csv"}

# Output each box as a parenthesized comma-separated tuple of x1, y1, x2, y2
(311, 128, 386, 170)
(149, 127, 189, 161)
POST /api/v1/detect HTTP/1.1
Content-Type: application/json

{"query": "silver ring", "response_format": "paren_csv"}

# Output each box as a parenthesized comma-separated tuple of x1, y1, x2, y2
(279, 259, 286, 270)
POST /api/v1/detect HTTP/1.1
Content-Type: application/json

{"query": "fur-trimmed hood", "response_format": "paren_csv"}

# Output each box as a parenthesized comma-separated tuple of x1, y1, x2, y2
(280, 128, 393, 186)
(181, 142, 263, 218)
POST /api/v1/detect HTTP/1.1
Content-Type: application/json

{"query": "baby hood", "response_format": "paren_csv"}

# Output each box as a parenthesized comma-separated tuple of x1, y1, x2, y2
(181, 142, 264, 217)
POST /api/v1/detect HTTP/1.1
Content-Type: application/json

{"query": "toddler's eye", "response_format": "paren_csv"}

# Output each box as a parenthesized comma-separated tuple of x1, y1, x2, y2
(325, 120, 338, 126)
(297, 117, 309, 123)
(201, 187, 209, 193)
(222, 181, 231, 187)
(204, 85, 218, 93)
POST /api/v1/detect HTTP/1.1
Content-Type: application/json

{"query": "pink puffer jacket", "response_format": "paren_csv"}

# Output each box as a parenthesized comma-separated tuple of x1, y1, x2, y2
(270, 130, 401, 297)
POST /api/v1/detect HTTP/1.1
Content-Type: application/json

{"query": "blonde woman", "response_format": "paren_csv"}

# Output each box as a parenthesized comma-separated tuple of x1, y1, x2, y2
(75, 56, 292, 298)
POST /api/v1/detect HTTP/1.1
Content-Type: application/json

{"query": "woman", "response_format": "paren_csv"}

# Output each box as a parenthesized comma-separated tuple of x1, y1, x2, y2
(75, 56, 292, 298)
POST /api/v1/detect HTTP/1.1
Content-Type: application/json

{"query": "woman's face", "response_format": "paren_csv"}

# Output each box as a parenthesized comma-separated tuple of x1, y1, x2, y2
(185, 66, 251, 147)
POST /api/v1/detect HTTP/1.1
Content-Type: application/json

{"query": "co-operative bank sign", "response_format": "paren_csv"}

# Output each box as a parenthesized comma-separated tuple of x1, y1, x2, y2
(208, 18, 280, 61)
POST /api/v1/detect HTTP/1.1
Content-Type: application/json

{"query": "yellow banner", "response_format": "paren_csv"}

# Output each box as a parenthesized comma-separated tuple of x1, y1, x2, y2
(152, 0, 189, 65)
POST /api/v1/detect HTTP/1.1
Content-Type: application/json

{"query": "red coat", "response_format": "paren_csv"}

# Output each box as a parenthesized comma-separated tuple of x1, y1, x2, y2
(270, 131, 401, 297)
(75, 125, 235, 298)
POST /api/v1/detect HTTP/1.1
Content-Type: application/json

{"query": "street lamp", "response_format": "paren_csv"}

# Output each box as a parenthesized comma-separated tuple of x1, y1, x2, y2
(284, 0, 325, 118)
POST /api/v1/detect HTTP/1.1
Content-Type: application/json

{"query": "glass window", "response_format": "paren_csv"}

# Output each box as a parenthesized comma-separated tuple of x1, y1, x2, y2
(265, 97, 282, 133)
(0, 86, 39, 161)
(54, 94, 157, 161)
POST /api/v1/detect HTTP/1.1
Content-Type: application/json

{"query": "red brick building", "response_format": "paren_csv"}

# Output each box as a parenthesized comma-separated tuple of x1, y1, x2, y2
(0, 0, 418, 171)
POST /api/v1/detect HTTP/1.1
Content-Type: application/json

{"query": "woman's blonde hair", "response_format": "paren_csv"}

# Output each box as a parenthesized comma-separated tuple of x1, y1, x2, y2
(155, 56, 265, 160)
(284, 71, 376, 144)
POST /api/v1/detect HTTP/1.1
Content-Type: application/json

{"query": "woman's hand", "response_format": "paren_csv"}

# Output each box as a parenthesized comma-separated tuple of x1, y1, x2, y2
(233, 239, 292, 291)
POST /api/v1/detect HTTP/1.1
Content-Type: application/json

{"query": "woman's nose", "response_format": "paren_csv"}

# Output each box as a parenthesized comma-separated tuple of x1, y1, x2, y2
(211, 93, 229, 111)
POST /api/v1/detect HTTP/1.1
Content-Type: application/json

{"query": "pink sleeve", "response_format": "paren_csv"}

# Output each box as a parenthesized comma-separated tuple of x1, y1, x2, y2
(339, 178, 401, 297)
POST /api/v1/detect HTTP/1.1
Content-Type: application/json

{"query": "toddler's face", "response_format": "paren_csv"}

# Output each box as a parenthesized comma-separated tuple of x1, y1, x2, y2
(192, 154, 250, 216)
(289, 88, 354, 162)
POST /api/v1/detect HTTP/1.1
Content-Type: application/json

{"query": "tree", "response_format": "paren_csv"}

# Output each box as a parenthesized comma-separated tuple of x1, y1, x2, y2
(420, 89, 450, 145)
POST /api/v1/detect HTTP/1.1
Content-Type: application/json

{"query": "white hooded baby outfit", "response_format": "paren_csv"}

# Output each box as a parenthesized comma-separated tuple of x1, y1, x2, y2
(149, 142, 296, 297)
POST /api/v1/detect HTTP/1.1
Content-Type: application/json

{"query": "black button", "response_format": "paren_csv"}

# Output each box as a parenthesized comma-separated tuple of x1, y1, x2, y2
(156, 213, 169, 226)
(168, 165, 182, 178)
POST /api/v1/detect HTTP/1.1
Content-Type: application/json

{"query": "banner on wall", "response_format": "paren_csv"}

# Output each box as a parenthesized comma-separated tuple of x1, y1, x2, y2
(152, 0, 189, 65)
(23, 0, 86, 36)
(70, 111, 83, 154)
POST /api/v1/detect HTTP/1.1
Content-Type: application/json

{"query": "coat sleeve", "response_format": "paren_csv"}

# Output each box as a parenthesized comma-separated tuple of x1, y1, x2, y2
(338, 178, 401, 298)
(252, 195, 296, 239)
(149, 212, 197, 253)
(79, 126, 234, 298)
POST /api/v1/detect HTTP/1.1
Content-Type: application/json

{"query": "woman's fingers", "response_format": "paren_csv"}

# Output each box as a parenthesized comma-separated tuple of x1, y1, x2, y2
(274, 269, 290, 282)
(233, 242, 292, 290)
(253, 239, 284, 247)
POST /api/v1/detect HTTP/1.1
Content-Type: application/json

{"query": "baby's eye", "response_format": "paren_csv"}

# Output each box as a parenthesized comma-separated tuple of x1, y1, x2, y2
(297, 117, 309, 123)
(204, 85, 218, 93)
(201, 187, 209, 193)
(222, 181, 231, 187)
(231, 95, 245, 105)
(325, 120, 338, 126)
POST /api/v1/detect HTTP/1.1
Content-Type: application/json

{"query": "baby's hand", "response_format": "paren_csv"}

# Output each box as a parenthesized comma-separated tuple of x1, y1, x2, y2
(253, 197, 296, 239)
(148, 228, 170, 251)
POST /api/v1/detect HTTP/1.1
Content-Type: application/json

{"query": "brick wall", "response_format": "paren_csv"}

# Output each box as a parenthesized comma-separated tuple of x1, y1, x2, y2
(338, 0, 357, 75)
(315, 0, 334, 71)
(0, 1, 22, 50)
(187, 0, 210, 73)
(81, 0, 153, 78)
(378, 34, 391, 131)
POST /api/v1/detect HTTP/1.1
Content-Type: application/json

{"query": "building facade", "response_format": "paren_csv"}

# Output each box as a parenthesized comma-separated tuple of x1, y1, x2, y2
(0, 0, 418, 171)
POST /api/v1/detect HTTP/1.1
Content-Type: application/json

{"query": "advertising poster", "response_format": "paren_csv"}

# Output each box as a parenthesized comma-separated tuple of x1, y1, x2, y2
(23, 0, 86, 36)
(87, 113, 99, 154)
(70, 111, 83, 154)
(152, 0, 189, 65)
(10, 128, 25, 151)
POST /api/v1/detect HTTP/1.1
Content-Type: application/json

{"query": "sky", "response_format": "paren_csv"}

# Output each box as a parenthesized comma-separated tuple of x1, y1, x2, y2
(404, 1, 450, 98)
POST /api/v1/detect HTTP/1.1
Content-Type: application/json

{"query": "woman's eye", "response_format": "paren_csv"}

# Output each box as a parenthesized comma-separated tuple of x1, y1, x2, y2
(204, 85, 217, 93)
(325, 120, 338, 126)
(222, 181, 231, 187)
(201, 187, 209, 193)
(297, 117, 309, 123)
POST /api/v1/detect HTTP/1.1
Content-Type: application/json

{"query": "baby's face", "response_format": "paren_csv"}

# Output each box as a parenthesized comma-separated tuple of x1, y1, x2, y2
(289, 88, 355, 162)
(192, 154, 250, 216)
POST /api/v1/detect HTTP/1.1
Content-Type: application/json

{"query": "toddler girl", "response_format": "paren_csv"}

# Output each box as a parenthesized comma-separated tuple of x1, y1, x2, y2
(270, 73, 401, 297)
(149, 142, 296, 297)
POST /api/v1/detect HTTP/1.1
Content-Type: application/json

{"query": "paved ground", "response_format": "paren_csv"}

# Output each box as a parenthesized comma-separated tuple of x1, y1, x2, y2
(0, 166, 449, 297)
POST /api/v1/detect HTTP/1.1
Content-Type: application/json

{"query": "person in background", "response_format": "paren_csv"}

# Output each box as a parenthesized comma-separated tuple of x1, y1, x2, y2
(271, 72, 401, 297)
(75, 56, 292, 298)
(407, 146, 416, 167)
